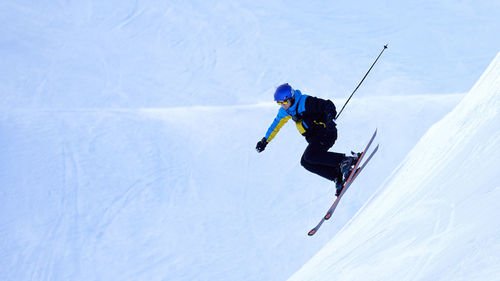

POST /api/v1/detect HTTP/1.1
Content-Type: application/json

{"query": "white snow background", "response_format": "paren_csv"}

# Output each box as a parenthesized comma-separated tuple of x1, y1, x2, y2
(1, 1, 499, 281)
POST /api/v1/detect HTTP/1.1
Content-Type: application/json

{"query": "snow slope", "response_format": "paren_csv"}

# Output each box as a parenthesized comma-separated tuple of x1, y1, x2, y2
(0, 94, 460, 281)
(289, 53, 500, 281)
(2, 1, 500, 280)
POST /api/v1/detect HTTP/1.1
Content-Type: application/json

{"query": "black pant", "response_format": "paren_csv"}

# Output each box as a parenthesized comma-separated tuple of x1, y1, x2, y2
(300, 127, 344, 182)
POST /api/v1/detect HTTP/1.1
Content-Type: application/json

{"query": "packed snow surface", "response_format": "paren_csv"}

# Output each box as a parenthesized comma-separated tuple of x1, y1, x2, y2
(289, 53, 500, 281)
(1, 1, 500, 281)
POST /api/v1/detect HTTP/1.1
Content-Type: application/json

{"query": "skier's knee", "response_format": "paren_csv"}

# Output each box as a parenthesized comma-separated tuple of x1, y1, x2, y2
(300, 155, 310, 169)
(300, 155, 307, 167)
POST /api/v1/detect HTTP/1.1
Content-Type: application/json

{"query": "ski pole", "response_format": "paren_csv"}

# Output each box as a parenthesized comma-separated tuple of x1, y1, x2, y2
(335, 44, 388, 120)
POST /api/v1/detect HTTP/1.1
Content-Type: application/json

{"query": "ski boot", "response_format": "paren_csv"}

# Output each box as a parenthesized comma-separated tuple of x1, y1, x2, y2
(335, 152, 361, 196)
(334, 174, 344, 197)
(340, 152, 361, 176)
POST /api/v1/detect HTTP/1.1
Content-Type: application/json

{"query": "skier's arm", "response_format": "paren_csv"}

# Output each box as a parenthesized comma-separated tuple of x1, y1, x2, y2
(265, 114, 291, 142)
(256, 109, 290, 153)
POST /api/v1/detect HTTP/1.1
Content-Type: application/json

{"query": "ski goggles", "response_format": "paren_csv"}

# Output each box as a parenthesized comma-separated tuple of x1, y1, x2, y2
(277, 99, 290, 105)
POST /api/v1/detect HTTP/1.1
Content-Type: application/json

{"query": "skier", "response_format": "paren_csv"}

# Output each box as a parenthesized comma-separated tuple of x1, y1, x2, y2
(256, 83, 359, 196)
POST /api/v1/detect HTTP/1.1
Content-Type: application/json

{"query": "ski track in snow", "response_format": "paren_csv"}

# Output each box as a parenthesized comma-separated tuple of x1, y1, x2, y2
(2, 1, 500, 280)
(1, 93, 463, 281)
(288, 53, 500, 281)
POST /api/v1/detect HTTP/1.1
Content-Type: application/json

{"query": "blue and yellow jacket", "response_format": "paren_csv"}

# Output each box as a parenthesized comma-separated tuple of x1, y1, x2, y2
(264, 89, 337, 143)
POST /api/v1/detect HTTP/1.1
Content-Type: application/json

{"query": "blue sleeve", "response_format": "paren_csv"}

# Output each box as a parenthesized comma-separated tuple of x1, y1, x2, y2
(264, 108, 291, 142)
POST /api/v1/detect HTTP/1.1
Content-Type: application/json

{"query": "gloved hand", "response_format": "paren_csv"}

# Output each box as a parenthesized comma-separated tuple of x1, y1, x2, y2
(255, 137, 268, 153)
(326, 113, 333, 121)
(326, 112, 337, 125)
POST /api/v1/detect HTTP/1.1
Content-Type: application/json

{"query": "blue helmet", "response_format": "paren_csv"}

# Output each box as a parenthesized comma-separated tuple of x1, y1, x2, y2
(274, 83, 294, 102)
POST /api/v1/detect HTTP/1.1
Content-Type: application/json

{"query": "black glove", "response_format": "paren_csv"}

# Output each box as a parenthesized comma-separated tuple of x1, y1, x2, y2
(256, 137, 268, 153)
(326, 112, 337, 125)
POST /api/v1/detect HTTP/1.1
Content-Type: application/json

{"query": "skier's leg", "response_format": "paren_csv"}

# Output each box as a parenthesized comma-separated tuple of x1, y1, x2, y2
(300, 155, 337, 181)
(301, 143, 344, 181)
(302, 145, 345, 167)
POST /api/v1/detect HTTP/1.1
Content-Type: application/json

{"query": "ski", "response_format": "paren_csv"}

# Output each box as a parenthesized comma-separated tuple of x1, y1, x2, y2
(308, 129, 378, 236)
(325, 143, 379, 220)
(349, 144, 379, 184)
(307, 145, 378, 236)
